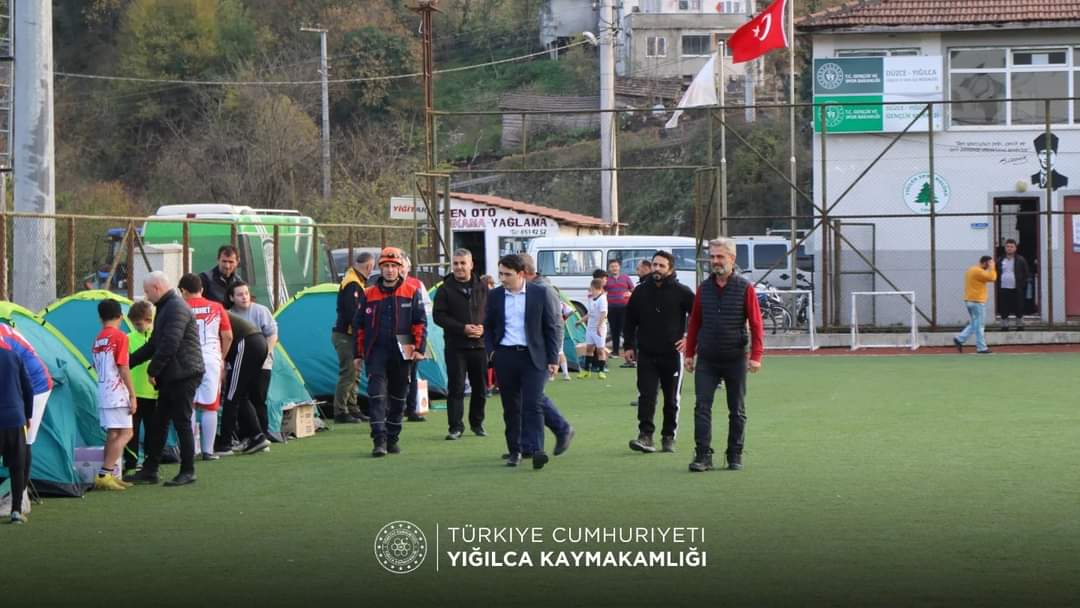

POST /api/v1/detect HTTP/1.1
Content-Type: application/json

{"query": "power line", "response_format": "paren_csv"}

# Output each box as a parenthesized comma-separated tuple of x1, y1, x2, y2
(55, 42, 587, 87)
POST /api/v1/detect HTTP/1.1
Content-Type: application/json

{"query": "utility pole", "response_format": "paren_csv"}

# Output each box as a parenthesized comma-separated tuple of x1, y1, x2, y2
(301, 26, 331, 200)
(13, 0, 56, 310)
(744, 0, 756, 123)
(411, 1, 441, 266)
(599, 0, 619, 233)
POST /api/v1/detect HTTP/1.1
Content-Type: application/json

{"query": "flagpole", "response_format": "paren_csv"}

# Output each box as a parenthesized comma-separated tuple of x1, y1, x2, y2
(719, 44, 728, 237)
(788, 0, 798, 289)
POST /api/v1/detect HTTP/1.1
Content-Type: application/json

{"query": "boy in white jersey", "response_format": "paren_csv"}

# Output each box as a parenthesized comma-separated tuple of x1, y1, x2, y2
(92, 300, 137, 491)
(178, 273, 233, 460)
(579, 278, 609, 380)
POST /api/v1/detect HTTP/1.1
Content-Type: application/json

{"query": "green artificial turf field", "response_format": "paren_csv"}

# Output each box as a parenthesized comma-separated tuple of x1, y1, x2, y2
(4, 353, 1080, 607)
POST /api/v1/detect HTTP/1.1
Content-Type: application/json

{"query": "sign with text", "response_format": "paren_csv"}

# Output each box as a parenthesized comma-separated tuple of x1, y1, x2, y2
(390, 196, 429, 221)
(813, 56, 943, 133)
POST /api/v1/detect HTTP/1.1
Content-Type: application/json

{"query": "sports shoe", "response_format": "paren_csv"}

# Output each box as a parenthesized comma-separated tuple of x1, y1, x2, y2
(977, 349, 994, 355)
(597, 372, 607, 380)
(532, 452, 550, 470)
(629, 433, 656, 453)
(114, 477, 134, 488)
(242, 437, 271, 455)
(122, 470, 160, 485)
(9, 512, 27, 525)
(201, 452, 221, 461)
(163, 472, 197, 487)
(505, 452, 522, 467)
(94, 474, 127, 491)
(406, 414, 427, 423)
(471, 425, 487, 437)
(372, 440, 388, 458)
(661, 436, 675, 453)
(334, 413, 362, 424)
(953, 337, 963, 353)
(620, 361, 636, 368)
(446, 430, 463, 441)
(577, 371, 591, 379)
(555, 427, 575, 456)
(725, 451, 743, 471)
(387, 442, 401, 454)
(689, 448, 714, 472)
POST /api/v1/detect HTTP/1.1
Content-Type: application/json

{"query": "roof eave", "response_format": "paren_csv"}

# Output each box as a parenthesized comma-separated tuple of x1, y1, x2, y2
(798, 20, 1080, 34)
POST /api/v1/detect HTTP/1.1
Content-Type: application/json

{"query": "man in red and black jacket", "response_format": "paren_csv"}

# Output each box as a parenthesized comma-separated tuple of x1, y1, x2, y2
(353, 247, 427, 457)
(684, 237, 764, 473)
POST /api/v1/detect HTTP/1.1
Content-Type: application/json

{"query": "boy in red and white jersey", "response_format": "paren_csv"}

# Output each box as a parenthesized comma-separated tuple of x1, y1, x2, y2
(178, 273, 233, 460)
(92, 300, 137, 491)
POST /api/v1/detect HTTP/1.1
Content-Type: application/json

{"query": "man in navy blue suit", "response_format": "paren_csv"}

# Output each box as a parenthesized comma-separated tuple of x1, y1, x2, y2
(484, 254, 562, 470)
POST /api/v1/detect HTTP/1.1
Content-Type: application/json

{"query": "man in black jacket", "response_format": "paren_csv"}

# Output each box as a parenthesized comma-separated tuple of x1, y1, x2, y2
(623, 251, 695, 454)
(200, 245, 243, 309)
(332, 251, 374, 423)
(995, 238, 1030, 331)
(124, 271, 206, 487)
(433, 249, 489, 440)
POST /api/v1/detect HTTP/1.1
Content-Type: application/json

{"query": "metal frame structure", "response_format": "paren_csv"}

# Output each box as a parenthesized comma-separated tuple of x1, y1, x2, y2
(850, 291, 919, 351)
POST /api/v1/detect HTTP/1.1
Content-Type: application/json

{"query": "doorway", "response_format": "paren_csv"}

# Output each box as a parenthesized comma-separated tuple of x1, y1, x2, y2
(1066, 196, 1080, 318)
(993, 197, 1040, 316)
(452, 231, 486, 278)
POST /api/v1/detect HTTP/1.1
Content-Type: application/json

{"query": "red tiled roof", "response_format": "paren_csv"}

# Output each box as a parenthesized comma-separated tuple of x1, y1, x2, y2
(450, 192, 609, 228)
(798, 0, 1080, 30)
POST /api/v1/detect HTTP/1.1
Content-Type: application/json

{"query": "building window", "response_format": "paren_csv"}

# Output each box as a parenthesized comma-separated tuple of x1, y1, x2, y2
(647, 36, 667, 58)
(1076, 48, 1080, 124)
(716, 1, 745, 13)
(640, 0, 661, 12)
(679, 0, 703, 10)
(835, 48, 919, 58)
(682, 35, 712, 57)
(949, 46, 1075, 127)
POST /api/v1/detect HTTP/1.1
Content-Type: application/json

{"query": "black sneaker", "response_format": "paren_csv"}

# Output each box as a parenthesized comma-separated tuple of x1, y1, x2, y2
(689, 449, 714, 472)
(471, 425, 487, 437)
(334, 413, 361, 424)
(446, 430, 463, 441)
(630, 400, 638, 407)
(620, 361, 636, 368)
(661, 436, 675, 453)
(387, 442, 401, 454)
(629, 433, 656, 453)
(163, 472, 197, 487)
(200, 452, 220, 461)
(502, 452, 533, 459)
(554, 427, 575, 456)
(350, 411, 371, 422)
(122, 470, 160, 485)
(406, 414, 427, 423)
(726, 451, 743, 471)
(372, 440, 388, 458)
(242, 436, 271, 455)
(532, 452, 550, 470)
(505, 453, 522, 467)
(953, 337, 963, 353)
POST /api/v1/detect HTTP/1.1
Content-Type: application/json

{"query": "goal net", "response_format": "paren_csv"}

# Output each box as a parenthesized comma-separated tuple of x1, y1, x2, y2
(758, 288, 817, 351)
(850, 291, 919, 351)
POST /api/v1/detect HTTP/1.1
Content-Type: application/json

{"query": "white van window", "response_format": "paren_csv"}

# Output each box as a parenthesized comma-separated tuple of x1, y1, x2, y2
(753, 244, 788, 270)
(736, 244, 749, 270)
(538, 250, 604, 276)
(607, 249, 657, 271)
(672, 248, 703, 272)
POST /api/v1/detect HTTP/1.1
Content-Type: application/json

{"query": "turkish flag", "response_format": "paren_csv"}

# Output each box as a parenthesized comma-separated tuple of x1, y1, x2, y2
(728, 0, 788, 63)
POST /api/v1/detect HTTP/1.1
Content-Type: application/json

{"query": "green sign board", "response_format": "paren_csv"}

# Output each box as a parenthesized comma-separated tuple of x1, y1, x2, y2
(814, 58, 884, 95)
(813, 95, 884, 133)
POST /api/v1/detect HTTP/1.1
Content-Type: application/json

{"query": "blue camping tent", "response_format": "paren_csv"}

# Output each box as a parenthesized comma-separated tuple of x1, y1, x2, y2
(41, 291, 132, 363)
(266, 346, 315, 434)
(0, 302, 104, 496)
(275, 284, 449, 399)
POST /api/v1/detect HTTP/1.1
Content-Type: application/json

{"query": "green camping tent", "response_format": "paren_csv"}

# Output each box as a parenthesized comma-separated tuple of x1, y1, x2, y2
(41, 290, 133, 363)
(267, 345, 315, 434)
(0, 302, 104, 496)
(275, 283, 449, 400)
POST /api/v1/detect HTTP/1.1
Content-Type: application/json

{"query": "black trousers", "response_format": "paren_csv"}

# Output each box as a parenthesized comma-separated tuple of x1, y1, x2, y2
(367, 347, 413, 443)
(124, 397, 157, 471)
(221, 334, 268, 445)
(608, 306, 627, 355)
(693, 357, 747, 455)
(636, 351, 685, 438)
(446, 347, 487, 433)
(252, 369, 271, 436)
(493, 347, 547, 456)
(144, 376, 199, 475)
(0, 426, 27, 514)
(998, 287, 1023, 319)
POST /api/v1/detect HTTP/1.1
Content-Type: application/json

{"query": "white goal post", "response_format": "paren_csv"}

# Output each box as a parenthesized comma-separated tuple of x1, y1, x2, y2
(850, 291, 919, 351)
(761, 288, 818, 351)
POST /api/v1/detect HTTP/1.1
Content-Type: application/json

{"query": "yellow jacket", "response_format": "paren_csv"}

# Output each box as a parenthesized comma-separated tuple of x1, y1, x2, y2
(964, 265, 997, 302)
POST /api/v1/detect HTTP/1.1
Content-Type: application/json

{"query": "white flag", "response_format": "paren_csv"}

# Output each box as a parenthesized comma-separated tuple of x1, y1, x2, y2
(664, 52, 718, 129)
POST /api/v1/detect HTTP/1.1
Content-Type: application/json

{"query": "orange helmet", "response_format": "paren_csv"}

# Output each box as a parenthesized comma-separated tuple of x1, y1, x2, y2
(377, 247, 405, 267)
